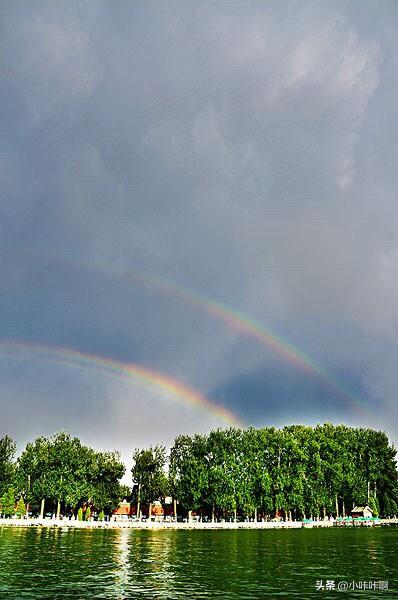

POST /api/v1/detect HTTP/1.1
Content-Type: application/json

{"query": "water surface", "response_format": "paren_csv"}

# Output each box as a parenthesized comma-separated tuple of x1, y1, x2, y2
(0, 526, 396, 598)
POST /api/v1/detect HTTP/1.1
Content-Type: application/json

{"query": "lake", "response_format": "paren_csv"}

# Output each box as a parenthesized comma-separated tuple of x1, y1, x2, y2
(0, 526, 396, 598)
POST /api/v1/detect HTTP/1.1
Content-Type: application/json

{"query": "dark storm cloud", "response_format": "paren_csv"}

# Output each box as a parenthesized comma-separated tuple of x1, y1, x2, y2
(1, 1, 397, 450)
(212, 365, 362, 427)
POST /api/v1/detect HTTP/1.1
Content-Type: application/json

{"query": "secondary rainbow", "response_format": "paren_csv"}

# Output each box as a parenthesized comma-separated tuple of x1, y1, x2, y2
(0, 341, 243, 428)
(131, 274, 370, 418)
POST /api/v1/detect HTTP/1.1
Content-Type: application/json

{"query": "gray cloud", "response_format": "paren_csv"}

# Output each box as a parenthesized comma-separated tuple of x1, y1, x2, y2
(1, 1, 397, 452)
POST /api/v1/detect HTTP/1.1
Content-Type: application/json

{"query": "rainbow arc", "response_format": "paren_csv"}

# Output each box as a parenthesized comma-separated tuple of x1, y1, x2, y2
(0, 341, 243, 428)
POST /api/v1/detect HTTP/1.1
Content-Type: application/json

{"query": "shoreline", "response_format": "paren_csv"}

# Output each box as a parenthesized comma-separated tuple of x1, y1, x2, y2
(1, 517, 397, 530)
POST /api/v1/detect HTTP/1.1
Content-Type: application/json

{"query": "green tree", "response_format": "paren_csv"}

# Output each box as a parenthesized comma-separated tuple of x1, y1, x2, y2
(252, 428, 274, 518)
(15, 496, 26, 518)
(1, 487, 15, 517)
(16, 432, 126, 517)
(206, 428, 242, 521)
(89, 451, 125, 513)
(366, 430, 398, 517)
(0, 436, 16, 495)
(132, 446, 168, 517)
(316, 424, 345, 517)
(382, 493, 398, 518)
(169, 434, 208, 517)
(15, 436, 52, 517)
(368, 494, 379, 517)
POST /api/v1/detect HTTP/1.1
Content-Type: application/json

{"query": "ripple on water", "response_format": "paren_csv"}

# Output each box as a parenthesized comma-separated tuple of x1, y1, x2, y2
(0, 527, 396, 598)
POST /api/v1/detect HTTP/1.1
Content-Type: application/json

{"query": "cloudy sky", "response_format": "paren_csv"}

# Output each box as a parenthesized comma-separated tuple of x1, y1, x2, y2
(1, 0, 397, 467)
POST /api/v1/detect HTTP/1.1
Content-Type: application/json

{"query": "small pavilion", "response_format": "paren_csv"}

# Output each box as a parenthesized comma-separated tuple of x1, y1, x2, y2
(351, 506, 373, 518)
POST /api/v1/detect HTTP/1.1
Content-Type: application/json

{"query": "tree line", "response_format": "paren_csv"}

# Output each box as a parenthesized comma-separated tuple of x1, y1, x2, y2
(0, 425, 397, 520)
(134, 424, 398, 520)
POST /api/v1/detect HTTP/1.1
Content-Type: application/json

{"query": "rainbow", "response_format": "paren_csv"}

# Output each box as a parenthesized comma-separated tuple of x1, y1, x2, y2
(21, 252, 371, 419)
(0, 341, 243, 428)
(128, 274, 369, 418)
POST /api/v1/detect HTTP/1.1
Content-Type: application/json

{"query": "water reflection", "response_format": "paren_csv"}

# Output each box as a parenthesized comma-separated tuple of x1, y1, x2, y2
(113, 529, 131, 599)
(0, 527, 396, 598)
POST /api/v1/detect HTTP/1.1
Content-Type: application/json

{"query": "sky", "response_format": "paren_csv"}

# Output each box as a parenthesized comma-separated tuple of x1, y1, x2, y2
(1, 0, 398, 471)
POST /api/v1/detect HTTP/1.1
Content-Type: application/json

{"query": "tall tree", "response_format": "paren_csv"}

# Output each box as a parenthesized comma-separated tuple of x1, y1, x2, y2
(0, 436, 16, 495)
(131, 446, 168, 517)
(1, 487, 15, 516)
(90, 450, 125, 512)
(169, 434, 208, 516)
(16, 436, 51, 517)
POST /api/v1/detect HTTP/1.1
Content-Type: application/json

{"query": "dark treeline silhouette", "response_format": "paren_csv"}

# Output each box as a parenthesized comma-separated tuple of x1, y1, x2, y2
(0, 425, 397, 520)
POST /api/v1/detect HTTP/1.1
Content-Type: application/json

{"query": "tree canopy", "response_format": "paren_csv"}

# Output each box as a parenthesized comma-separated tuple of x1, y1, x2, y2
(131, 445, 168, 515)
(0, 424, 397, 520)
(169, 424, 398, 519)
(0, 436, 16, 495)
(15, 432, 125, 516)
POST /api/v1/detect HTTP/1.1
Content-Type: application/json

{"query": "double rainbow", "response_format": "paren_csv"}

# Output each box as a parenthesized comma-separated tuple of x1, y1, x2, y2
(7, 251, 371, 421)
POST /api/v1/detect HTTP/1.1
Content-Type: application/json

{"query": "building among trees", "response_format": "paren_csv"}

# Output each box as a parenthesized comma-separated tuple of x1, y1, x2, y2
(351, 506, 373, 518)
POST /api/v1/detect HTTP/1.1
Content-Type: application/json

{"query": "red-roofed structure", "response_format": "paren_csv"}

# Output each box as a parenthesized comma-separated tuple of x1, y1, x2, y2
(112, 500, 136, 517)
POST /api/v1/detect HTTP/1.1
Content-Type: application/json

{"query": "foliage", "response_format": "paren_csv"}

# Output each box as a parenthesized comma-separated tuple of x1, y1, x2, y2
(0, 425, 396, 521)
(131, 446, 168, 508)
(77, 507, 83, 521)
(15, 496, 26, 517)
(368, 494, 380, 517)
(89, 450, 125, 512)
(0, 436, 16, 496)
(15, 432, 125, 516)
(169, 434, 208, 512)
(1, 487, 15, 516)
(169, 424, 398, 519)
